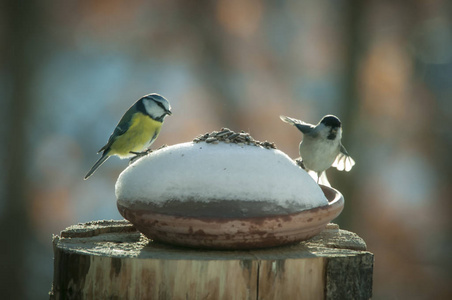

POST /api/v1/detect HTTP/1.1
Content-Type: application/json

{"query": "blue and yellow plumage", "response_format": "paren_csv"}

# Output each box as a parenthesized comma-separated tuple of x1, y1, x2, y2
(84, 93, 172, 180)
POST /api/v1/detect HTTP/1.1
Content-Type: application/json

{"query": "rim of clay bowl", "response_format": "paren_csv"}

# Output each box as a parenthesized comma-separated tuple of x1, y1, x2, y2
(117, 184, 344, 249)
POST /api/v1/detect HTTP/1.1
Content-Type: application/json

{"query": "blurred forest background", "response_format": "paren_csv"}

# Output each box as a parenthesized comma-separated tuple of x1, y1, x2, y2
(1, 0, 451, 299)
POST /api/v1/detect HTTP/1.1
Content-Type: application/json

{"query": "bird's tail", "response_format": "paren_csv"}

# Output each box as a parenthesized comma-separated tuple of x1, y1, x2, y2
(308, 170, 331, 187)
(84, 153, 110, 180)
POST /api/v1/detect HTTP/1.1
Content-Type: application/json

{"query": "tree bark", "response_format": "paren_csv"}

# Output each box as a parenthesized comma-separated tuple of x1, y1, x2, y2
(51, 220, 373, 299)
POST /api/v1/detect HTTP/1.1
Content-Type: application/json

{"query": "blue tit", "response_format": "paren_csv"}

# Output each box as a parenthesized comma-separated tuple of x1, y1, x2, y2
(84, 93, 172, 180)
(280, 114, 355, 184)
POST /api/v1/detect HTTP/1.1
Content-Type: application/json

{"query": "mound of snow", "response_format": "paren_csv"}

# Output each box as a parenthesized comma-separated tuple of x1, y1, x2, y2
(116, 142, 328, 211)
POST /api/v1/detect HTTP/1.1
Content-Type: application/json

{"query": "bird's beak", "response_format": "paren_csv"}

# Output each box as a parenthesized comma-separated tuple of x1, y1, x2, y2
(166, 109, 172, 116)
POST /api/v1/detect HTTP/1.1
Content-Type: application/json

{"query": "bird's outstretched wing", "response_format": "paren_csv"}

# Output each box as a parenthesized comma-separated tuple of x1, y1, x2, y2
(279, 115, 315, 134)
(332, 144, 355, 171)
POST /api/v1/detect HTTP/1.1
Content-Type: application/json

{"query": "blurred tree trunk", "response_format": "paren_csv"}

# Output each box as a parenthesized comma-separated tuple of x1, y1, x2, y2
(0, 1, 39, 299)
(182, 1, 241, 128)
(334, 0, 364, 227)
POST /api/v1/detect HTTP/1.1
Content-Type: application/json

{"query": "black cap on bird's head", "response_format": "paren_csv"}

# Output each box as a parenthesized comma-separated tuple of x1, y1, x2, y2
(320, 115, 341, 128)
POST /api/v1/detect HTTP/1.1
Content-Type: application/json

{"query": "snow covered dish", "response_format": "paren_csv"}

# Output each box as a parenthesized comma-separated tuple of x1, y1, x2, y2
(116, 130, 344, 249)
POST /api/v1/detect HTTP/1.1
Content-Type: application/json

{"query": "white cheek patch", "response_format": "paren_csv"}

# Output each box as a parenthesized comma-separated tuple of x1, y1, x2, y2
(143, 99, 165, 118)
(142, 99, 155, 115)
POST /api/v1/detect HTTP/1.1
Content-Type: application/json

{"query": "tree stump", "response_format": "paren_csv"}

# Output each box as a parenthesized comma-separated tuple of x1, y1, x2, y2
(50, 220, 373, 300)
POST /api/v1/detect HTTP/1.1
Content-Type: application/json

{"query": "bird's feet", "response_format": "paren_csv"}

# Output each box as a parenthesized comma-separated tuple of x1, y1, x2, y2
(128, 144, 168, 165)
(295, 158, 306, 170)
(129, 149, 153, 164)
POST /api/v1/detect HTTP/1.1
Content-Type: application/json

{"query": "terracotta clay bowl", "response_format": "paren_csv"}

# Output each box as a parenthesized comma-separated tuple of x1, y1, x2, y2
(117, 184, 344, 250)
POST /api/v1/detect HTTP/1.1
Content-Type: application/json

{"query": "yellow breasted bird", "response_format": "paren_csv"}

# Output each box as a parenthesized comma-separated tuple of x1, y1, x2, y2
(84, 93, 172, 180)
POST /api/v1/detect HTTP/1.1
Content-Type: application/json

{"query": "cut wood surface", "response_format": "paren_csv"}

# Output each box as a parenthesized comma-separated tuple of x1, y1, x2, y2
(51, 220, 373, 300)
